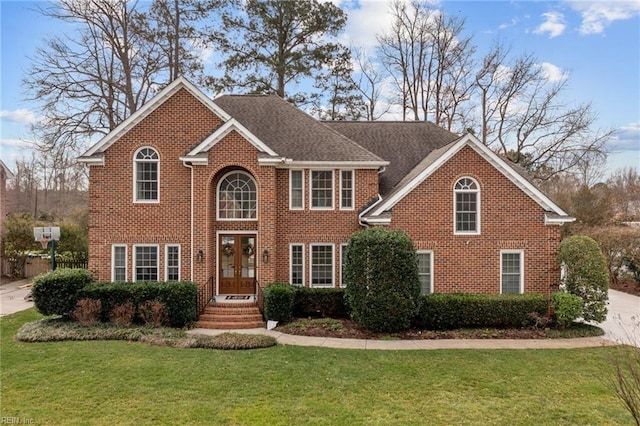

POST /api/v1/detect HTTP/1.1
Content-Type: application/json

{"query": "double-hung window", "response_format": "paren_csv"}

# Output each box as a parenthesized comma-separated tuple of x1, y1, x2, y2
(290, 170, 304, 210)
(454, 177, 479, 234)
(134, 147, 159, 202)
(134, 245, 159, 281)
(310, 170, 333, 209)
(112, 245, 127, 282)
(417, 251, 433, 295)
(310, 244, 334, 287)
(501, 250, 524, 294)
(340, 170, 354, 210)
(290, 244, 304, 286)
(165, 245, 180, 281)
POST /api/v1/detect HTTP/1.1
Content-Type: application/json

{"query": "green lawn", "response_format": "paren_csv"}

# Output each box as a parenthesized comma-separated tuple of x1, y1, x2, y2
(0, 310, 633, 425)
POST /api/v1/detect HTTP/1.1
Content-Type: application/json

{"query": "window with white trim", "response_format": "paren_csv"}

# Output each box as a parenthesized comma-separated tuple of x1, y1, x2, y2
(501, 250, 523, 294)
(340, 170, 354, 210)
(134, 245, 159, 281)
(310, 244, 334, 287)
(454, 177, 479, 234)
(417, 251, 433, 295)
(290, 244, 304, 286)
(112, 245, 127, 282)
(310, 170, 333, 209)
(218, 171, 257, 220)
(134, 147, 159, 202)
(290, 170, 304, 210)
(165, 245, 180, 281)
(340, 243, 349, 287)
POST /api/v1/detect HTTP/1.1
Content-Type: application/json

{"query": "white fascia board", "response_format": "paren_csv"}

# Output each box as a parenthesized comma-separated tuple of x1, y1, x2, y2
(77, 155, 105, 166)
(277, 160, 389, 169)
(81, 77, 230, 158)
(257, 157, 286, 165)
(370, 135, 469, 216)
(187, 119, 279, 157)
(179, 156, 209, 165)
(544, 213, 576, 225)
(361, 216, 391, 225)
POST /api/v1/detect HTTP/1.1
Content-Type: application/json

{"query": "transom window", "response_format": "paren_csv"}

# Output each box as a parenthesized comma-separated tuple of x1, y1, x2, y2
(310, 170, 334, 209)
(218, 171, 257, 220)
(134, 147, 159, 202)
(501, 251, 524, 294)
(454, 177, 479, 234)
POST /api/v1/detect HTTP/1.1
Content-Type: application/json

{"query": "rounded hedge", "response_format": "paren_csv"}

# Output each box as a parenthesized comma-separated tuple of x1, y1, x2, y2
(263, 283, 295, 323)
(32, 268, 93, 317)
(344, 228, 420, 332)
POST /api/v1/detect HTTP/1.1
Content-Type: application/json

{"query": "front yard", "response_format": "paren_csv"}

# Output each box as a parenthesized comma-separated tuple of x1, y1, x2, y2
(0, 310, 634, 425)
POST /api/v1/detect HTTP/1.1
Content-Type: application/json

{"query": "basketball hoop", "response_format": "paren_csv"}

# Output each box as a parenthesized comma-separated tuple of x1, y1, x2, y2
(40, 237, 51, 250)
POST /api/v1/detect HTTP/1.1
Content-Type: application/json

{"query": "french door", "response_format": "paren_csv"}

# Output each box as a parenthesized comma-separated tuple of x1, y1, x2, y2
(218, 234, 256, 295)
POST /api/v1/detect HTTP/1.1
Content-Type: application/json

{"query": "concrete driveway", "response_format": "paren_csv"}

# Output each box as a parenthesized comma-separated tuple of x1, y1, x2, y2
(0, 279, 34, 316)
(598, 289, 640, 347)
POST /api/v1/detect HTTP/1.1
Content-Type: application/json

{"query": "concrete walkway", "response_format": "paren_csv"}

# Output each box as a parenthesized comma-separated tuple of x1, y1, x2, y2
(1, 277, 635, 349)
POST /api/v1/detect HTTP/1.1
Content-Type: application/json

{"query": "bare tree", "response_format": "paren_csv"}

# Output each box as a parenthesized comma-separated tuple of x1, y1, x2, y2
(608, 167, 640, 221)
(350, 47, 390, 121)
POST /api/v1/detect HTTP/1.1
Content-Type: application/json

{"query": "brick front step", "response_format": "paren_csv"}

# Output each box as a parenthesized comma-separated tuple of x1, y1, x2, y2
(195, 320, 266, 330)
(196, 302, 265, 329)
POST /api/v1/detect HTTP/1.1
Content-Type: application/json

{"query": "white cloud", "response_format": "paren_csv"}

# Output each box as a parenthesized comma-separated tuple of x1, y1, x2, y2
(539, 62, 568, 82)
(0, 138, 36, 149)
(568, 1, 640, 35)
(339, 0, 398, 50)
(498, 17, 520, 30)
(0, 109, 39, 125)
(608, 123, 640, 152)
(534, 11, 566, 38)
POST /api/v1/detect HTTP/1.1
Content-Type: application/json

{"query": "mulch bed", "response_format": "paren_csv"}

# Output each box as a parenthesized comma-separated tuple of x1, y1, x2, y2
(277, 318, 550, 340)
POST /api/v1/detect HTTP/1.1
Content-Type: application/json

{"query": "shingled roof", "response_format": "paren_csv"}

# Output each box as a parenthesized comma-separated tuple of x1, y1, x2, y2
(213, 95, 385, 164)
(324, 121, 459, 195)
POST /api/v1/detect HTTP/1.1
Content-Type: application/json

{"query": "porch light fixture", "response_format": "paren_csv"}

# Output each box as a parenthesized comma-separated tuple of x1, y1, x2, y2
(197, 249, 204, 263)
(262, 249, 269, 263)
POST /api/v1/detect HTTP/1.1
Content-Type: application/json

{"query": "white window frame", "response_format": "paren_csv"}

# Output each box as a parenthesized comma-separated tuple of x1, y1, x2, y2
(309, 170, 334, 210)
(111, 244, 127, 282)
(417, 250, 434, 295)
(133, 147, 160, 203)
(310, 243, 335, 288)
(216, 170, 258, 221)
(289, 170, 305, 210)
(500, 250, 524, 294)
(453, 177, 480, 235)
(339, 243, 349, 288)
(340, 170, 355, 210)
(289, 244, 305, 286)
(133, 244, 160, 282)
(165, 244, 181, 282)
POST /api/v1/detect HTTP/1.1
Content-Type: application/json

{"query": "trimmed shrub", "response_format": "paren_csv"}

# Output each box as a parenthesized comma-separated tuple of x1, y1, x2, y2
(110, 302, 136, 326)
(263, 283, 295, 322)
(71, 298, 102, 325)
(32, 268, 93, 317)
(551, 292, 583, 329)
(558, 235, 609, 323)
(344, 228, 420, 332)
(415, 293, 549, 330)
(81, 281, 197, 327)
(292, 287, 348, 318)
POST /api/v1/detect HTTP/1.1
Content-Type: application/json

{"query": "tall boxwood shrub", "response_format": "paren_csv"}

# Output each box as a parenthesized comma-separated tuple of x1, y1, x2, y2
(263, 283, 294, 322)
(344, 228, 420, 332)
(558, 235, 609, 323)
(32, 268, 93, 317)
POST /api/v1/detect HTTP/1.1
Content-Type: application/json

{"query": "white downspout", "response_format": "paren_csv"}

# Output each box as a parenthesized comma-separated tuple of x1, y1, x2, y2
(183, 162, 194, 281)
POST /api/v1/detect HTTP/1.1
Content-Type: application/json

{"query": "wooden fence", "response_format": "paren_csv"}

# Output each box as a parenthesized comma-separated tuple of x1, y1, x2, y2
(1, 256, 88, 279)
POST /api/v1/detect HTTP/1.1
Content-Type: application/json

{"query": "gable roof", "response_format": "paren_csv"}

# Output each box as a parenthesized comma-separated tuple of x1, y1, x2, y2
(362, 133, 573, 224)
(324, 121, 459, 195)
(0, 159, 14, 179)
(78, 77, 231, 164)
(212, 95, 386, 165)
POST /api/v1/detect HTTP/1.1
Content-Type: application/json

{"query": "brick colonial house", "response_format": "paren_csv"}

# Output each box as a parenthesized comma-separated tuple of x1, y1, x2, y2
(79, 78, 573, 326)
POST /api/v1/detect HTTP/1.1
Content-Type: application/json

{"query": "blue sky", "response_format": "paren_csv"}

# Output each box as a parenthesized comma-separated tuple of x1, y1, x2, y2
(1, 0, 639, 177)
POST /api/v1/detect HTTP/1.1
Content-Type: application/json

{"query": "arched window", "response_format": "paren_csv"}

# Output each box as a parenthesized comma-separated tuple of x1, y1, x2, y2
(134, 147, 159, 202)
(218, 171, 257, 220)
(454, 177, 479, 234)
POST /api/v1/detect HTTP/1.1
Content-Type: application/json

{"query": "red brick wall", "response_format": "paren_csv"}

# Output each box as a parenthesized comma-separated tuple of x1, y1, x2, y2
(389, 145, 561, 295)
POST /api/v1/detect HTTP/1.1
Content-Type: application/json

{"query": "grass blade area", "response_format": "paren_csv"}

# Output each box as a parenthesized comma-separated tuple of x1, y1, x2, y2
(0, 309, 634, 425)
